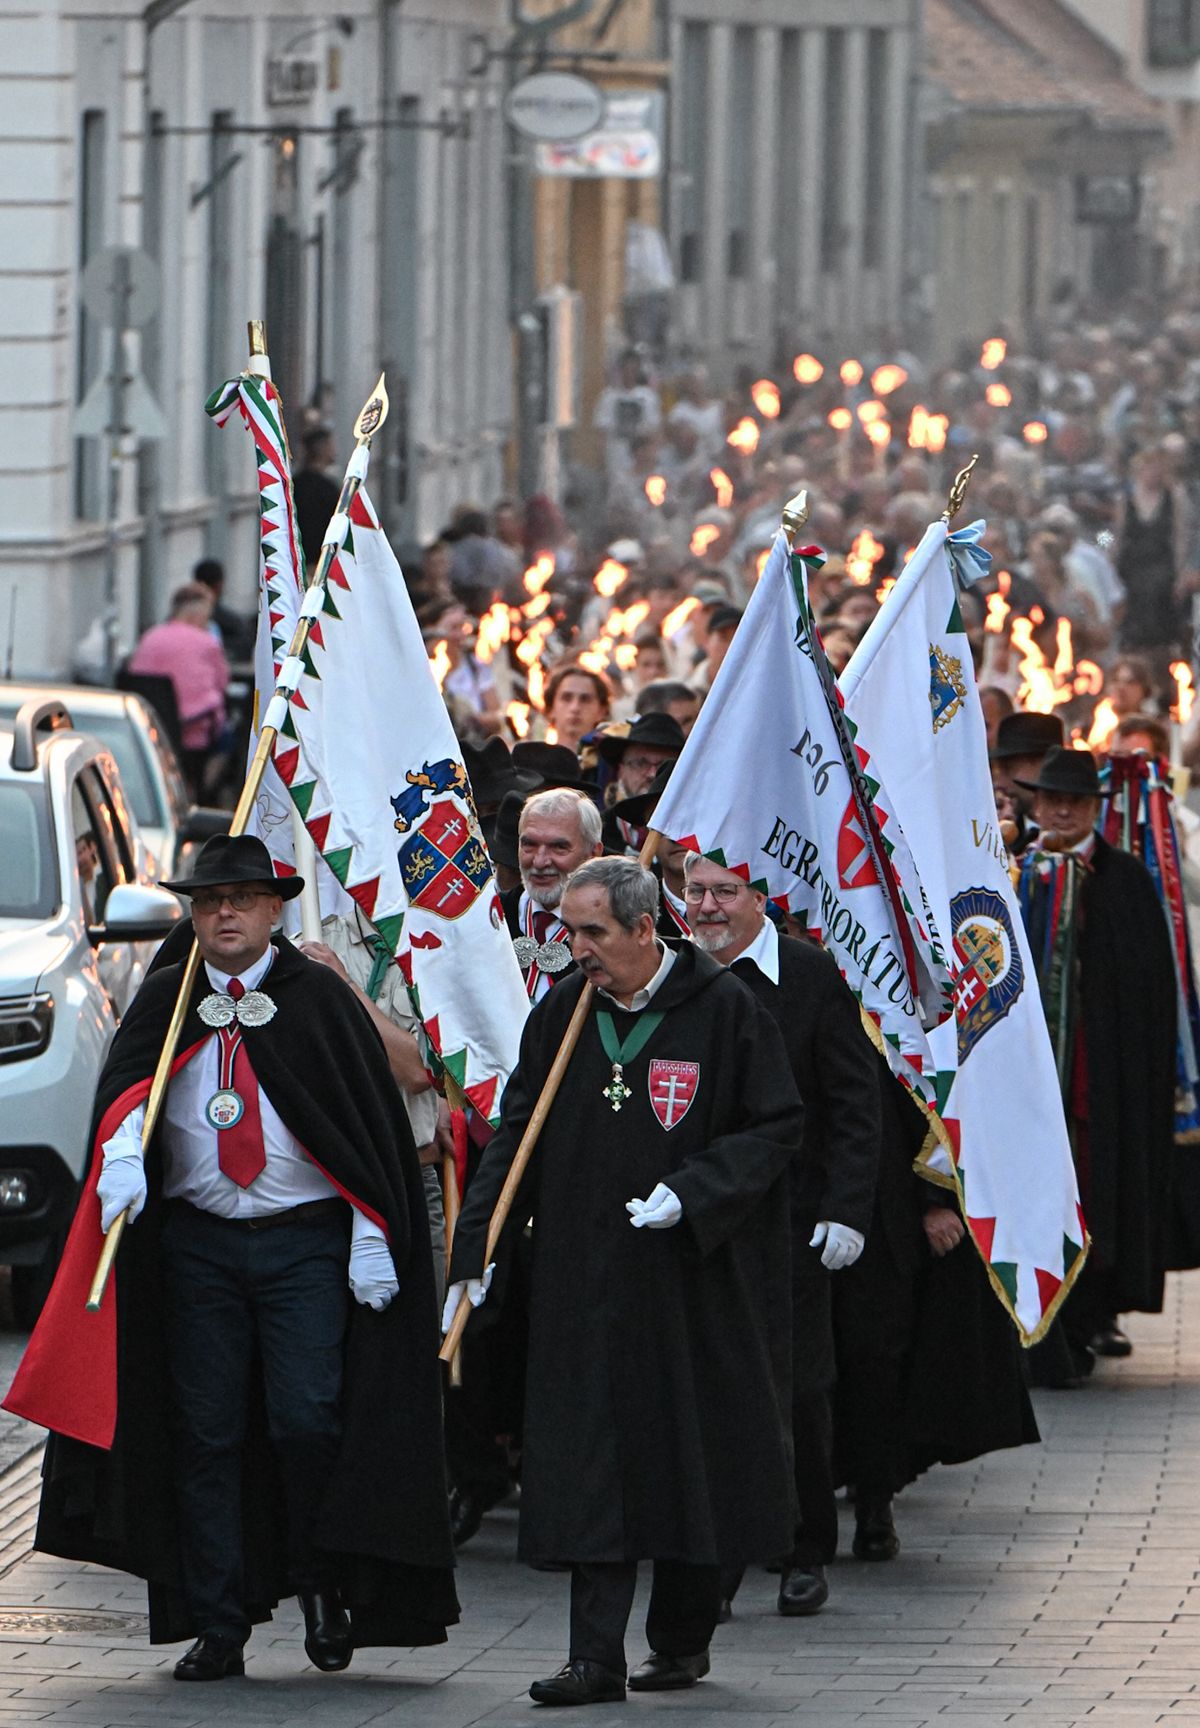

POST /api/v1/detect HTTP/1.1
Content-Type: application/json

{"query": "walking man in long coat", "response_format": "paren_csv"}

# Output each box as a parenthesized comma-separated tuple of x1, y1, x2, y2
(445, 855, 803, 1706)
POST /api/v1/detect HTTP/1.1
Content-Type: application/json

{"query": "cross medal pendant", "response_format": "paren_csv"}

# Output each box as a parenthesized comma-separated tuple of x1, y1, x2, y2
(603, 1063, 632, 1112)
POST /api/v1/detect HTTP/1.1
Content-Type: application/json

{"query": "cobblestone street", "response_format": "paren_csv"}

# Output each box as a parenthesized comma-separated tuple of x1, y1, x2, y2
(0, 1274, 1195, 1726)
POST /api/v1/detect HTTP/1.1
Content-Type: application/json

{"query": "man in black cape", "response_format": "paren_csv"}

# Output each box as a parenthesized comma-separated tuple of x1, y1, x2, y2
(446, 856, 802, 1706)
(1016, 747, 1177, 1372)
(685, 853, 878, 1617)
(6, 835, 457, 1678)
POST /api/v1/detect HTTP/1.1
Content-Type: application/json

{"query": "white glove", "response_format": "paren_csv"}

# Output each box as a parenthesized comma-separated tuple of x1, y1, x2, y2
(626, 1182, 683, 1230)
(810, 1220, 865, 1272)
(97, 1154, 147, 1233)
(441, 1262, 495, 1334)
(97, 1103, 147, 1231)
(348, 1214, 398, 1311)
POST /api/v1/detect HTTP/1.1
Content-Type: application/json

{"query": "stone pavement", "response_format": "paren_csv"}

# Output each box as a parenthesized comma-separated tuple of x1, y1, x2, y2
(0, 1274, 1198, 1728)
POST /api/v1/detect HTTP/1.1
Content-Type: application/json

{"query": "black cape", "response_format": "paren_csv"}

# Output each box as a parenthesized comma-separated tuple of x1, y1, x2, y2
(450, 943, 803, 1566)
(23, 936, 458, 1646)
(1079, 837, 1177, 1312)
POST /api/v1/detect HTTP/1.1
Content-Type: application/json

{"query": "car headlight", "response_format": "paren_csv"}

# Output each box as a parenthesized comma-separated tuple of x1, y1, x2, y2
(0, 994, 54, 1064)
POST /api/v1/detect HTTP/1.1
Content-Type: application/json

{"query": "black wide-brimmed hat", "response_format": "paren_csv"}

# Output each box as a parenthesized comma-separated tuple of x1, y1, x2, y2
(608, 760, 676, 830)
(510, 740, 595, 791)
(462, 736, 542, 808)
(596, 712, 686, 766)
(163, 833, 304, 900)
(489, 789, 526, 871)
(990, 710, 1065, 761)
(1015, 746, 1101, 798)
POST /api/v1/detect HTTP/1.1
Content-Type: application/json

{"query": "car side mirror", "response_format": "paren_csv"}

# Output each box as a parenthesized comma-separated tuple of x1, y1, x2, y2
(90, 883, 184, 945)
(179, 806, 231, 844)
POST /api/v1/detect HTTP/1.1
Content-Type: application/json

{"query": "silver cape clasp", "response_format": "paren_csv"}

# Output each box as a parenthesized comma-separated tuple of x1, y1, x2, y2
(512, 936, 571, 975)
(198, 990, 278, 1029)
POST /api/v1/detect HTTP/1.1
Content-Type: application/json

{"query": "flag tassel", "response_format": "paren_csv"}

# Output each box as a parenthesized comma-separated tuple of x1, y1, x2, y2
(85, 334, 390, 1313)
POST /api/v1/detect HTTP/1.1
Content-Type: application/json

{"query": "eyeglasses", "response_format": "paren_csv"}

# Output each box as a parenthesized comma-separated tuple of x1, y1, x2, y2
(190, 889, 277, 914)
(623, 754, 666, 774)
(684, 882, 744, 905)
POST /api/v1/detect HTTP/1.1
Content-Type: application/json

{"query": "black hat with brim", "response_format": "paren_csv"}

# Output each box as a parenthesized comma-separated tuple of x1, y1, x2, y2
(596, 711, 686, 765)
(489, 789, 526, 870)
(462, 736, 543, 807)
(163, 832, 305, 899)
(1014, 745, 1101, 798)
(510, 740, 595, 791)
(991, 710, 1066, 761)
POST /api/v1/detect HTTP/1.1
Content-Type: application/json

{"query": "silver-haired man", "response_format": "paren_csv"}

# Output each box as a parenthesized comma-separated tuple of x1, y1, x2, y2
(446, 856, 803, 1706)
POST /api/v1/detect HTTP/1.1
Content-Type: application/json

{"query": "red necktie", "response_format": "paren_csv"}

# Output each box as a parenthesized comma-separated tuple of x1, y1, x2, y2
(532, 909, 554, 943)
(216, 978, 267, 1188)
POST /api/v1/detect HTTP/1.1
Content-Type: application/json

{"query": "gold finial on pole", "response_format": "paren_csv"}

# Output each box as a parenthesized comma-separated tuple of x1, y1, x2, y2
(781, 490, 810, 548)
(943, 453, 980, 524)
(354, 373, 389, 442)
(247, 320, 267, 357)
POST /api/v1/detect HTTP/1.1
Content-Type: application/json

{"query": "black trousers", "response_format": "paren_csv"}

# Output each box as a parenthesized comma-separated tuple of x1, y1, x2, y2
(569, 1561, 721, 1676)
(161, 1202, 350, 1644)
(791, 1270, 838, 1566)
(831, 1230, 916, 1499)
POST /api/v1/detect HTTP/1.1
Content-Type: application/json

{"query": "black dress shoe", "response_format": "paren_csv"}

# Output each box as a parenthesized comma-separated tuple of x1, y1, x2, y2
(777, 1563, 829, 1616)
(1092, 1324, 1133, 1358)
(174, 1634, 245, 1681)
(628, 1649, 710, 1691)
(529, 1658, 626, 1705)
(450, 1486, 508, 1548)
(853, 1497, 900, 1561)
(298, 1589, 353, 1672)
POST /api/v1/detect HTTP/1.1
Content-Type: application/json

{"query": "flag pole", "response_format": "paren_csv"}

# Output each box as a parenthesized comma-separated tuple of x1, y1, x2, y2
(942, 453, 980, 524)
(85, 345, 390, 1313)
(438, 826, 660, 1364)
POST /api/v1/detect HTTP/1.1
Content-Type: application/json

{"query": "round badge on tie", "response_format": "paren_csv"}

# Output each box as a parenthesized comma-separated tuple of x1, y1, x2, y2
(205, 1088, 245, 1130)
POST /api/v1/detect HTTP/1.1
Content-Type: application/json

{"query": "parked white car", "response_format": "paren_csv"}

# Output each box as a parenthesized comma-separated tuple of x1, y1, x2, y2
(0, 698, 181, 1323)
(0, 682, 228, 880)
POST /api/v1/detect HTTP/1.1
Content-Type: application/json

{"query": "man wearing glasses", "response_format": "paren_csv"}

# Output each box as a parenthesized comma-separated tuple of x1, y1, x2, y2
(10, 834, 457, 1681)
(686, 855, 880, 1618)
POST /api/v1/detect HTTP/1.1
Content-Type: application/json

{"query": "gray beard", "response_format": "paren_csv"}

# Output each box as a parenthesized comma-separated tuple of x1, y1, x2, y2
(691, 926, 733, 955)
(521, 871, 564, 910)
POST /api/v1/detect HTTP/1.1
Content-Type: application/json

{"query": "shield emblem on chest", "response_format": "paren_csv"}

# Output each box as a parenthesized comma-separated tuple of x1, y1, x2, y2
(648, 1059, 700, 1130)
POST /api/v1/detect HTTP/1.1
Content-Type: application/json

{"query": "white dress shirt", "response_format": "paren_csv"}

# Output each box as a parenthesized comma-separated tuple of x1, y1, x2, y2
(103, 945, 337, 1218)
(726, 916, 780, 984)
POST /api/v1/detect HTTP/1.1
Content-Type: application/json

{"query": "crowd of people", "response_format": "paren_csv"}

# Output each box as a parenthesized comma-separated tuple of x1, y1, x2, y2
(13, 294, 1200, 1705)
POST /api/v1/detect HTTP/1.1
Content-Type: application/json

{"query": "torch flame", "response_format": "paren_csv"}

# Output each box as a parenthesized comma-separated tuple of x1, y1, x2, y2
(614, 643, 638, 671)
(474, 601, 512, 664)
(527, 659, 546, 710)
(985, 569, 1012, 634)
(1171, 660, 1195, 726)
(856, 399, 886, 425)
(710, 467, 734, 509)
(985, 382, 1012, 407)
(875, 576, 896, 605)
(1086, 698, 1119, 751)
(847, 530, 885, 586)
(662, 595, 701, 637)
(865, 420, 891, 449)
(524, 553, 555, 596)
(506, 700, 531, 738)
(1010, 616, 1072, 712)
(839, 359, 864, 387)
(515, 617, 553, 666)
(871, 364, 908, 396)
(594, 559, 629, 598)
(644, 474, 667, 507)
(751, 379, 781, 419)
(1023, 421, 1048, 445)
(908, 405, 948, 453)
(1053, 617, 1074, 680)
(1074, 659, 1104, 697)
(690, 523, 722, 558)
(828, 407, 853, 432)
(755, 547, 770, 581)
(793, 353, 824, 385)
(727, 416, 760, 455)
(429, 639, 451, 691)
(981, 337, 1007, 370)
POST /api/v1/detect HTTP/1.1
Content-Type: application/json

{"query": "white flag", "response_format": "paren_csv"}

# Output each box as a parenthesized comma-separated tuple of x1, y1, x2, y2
(207, 376, 528, 1126)
(650, 531, 953, 1111)
(839, 519, 1086, 1341)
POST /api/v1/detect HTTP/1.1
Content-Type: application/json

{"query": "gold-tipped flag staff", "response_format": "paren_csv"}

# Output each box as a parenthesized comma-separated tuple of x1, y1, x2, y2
(439, 485, 808, 1365)
(85, 332, 389, 1313)
(943, 453, 979, 524)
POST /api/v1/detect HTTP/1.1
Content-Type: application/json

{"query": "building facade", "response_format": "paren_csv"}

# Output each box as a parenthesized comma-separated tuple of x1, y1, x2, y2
(0, 0, 513, 678)
(662, 0, 924, 376)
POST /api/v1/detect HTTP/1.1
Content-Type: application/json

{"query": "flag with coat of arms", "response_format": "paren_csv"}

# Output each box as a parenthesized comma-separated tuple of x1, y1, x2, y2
(837, 518, 1087, 1342)
(205, 371, 528, 1127)
(649, 528, 954, 1115)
